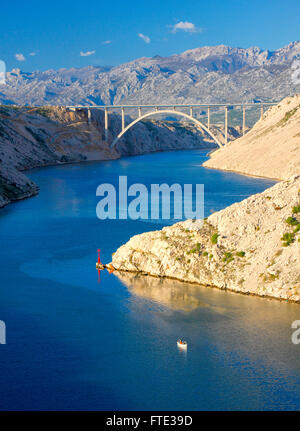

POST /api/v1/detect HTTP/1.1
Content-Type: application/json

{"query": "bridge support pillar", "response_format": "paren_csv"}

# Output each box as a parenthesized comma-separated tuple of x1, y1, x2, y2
(242, 105, 246, 136)
(207, 107, 210, 130)
(121, 107, 125, 132)
(104, 108, 108, 142)
(225, 106, 228, 145)
(87, 108, 92, 124)
(260, 103, 264, 120)
(189, 106, 193, 117)
(138, 107, 142, 118)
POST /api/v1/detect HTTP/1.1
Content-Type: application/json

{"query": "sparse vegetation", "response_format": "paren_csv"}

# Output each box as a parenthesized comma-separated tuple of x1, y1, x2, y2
(222, 252, 234, 263)
(262, 271, 280, 282)
(277, 105, 299, 127)
(281, 232, 295, 246)
(160, 232, 168, 241)
(286, 216, 300, 226)
(211, 233, 218, 244)
(294, 224, 300, 233)
(236, 251, 245, 257)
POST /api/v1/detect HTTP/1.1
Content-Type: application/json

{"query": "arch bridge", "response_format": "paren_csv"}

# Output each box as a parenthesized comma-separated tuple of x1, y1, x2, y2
(66, 102, 277, 148)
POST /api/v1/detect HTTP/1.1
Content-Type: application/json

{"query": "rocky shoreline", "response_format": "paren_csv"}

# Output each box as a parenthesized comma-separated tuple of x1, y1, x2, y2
(111, 96, 300, 303)
(111, 175, 300, 302)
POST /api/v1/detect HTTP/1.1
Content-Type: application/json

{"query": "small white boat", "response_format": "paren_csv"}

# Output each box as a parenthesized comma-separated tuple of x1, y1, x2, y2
(177, 339, 187, 349)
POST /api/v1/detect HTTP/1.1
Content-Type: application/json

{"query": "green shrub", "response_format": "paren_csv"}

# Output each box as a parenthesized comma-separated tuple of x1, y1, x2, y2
(202, 251, 208, 256)
(293, 205, 300, 214)
(236, 251, 245, 257)
(223, 252, 234, 263)
(281, 232, 295, 246)
(211, 233, 218, 244)
(294, 224, 300, 233)
(285, 217, 299, 226)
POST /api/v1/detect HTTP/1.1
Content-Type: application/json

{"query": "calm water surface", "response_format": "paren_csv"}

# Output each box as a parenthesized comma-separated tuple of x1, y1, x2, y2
(0, 150, 299, 410)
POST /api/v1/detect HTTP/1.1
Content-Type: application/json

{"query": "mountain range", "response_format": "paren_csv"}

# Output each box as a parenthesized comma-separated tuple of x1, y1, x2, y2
(1, 42, 300, 106)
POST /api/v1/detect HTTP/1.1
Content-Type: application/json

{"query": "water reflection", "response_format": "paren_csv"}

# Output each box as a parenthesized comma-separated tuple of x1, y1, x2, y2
(114, 271, 208, 311)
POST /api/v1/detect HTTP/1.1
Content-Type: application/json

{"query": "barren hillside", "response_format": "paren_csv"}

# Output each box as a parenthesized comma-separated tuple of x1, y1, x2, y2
(203, 94, 300, 179)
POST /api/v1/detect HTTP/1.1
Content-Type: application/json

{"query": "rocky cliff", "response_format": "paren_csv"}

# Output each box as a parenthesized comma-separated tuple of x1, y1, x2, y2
(112, 175, 300, 302)
(203, 94, 300, 180)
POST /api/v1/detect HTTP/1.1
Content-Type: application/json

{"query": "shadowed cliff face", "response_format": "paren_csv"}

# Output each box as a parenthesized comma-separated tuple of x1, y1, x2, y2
(0, 106, 117, 208)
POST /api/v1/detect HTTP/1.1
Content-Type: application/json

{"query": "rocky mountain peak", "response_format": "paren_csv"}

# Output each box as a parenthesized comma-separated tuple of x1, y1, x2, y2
(1, 42, 300, 106)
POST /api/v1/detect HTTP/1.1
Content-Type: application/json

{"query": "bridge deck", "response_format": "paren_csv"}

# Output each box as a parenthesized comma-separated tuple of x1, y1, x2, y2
(66, 102, 277, 109)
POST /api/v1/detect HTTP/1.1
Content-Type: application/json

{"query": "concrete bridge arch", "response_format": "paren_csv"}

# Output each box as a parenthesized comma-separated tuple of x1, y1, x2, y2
(110, 109, 224, 148)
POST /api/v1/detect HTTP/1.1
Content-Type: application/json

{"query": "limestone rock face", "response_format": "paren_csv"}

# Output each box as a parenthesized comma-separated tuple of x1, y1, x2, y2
(112, 175, 300, 302)
(203, 95, 300, 180)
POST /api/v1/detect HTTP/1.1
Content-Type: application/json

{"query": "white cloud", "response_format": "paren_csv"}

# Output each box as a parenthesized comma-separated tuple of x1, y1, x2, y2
(29, 52, 36, 56)
(15, 53, 25, 61)
(138, 33, 151, 44)
(80, 50, 96, 57)
(171, 21, 201, 33)
(102, 40, 111, 45)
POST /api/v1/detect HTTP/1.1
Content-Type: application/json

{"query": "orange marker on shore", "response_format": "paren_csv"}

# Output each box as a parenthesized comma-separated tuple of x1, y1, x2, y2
(96, 249, 105, 270)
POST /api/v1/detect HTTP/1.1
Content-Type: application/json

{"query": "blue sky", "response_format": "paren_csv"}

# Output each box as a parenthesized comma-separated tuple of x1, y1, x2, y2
(1, 0, 300, 71)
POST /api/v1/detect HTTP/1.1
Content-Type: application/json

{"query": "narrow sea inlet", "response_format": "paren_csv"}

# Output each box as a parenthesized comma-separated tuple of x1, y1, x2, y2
(0, 149, 299, 410)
